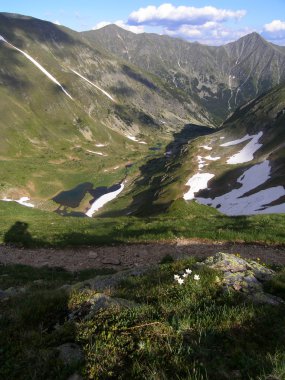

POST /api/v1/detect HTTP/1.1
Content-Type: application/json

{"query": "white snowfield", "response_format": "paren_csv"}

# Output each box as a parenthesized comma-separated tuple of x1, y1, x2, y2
(0, 35, 73, 99)
(197, 155, 219, 171)
(221, 132, 263, 164)
(86, 183, 124, 217)
(220, 134, 252, 147)
(126, 135, 147, 144)
(183, 173, 215, 200)
(95, 144, 107, 147)
(71, 69, 115, 102)
(204, 155, 220, 161)
(199, 145, 212, 151)
(196, 160, 285, 215)
(2, 196, 34, 208)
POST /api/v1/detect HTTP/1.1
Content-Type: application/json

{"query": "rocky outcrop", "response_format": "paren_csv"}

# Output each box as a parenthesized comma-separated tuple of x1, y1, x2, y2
(69, 293, 136, 321)
(202, 252, 283, 305)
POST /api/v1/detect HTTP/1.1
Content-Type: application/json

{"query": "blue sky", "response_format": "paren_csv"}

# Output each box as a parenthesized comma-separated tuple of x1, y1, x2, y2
(1, 1, 285, 45)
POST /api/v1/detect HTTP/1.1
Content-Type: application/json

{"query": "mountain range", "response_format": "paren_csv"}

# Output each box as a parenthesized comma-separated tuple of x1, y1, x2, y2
(0, 12, 285, 217)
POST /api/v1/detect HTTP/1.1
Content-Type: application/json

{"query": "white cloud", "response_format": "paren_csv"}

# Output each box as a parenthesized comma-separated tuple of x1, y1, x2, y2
(128, 3, 246, 27)
(264, 20, 285, 32)
(92, 20, 144, 34)
(164, 23, 253, 45)
(262, 20, 285, 44)
(53, 20, 61, 26)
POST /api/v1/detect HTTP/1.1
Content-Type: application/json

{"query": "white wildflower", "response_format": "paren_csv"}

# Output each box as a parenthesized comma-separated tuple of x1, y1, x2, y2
(177, 278, 184, 285)
(185, 268, 192, 274)
(174, 274, 180, 280)
(194, 274, 200, 281)
(183, 273, 188, 278)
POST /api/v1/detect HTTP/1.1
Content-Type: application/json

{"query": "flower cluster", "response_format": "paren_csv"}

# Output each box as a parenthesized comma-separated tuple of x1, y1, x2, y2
(174, 268, 200, 285)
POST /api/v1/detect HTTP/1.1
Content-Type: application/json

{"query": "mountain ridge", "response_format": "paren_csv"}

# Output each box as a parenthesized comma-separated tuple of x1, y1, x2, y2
(86, 25, 285, 124)
(1, 12, 285, 217)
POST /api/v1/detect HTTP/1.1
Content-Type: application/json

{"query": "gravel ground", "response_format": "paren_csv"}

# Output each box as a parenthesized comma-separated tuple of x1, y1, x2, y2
(0, 239, 285, 271)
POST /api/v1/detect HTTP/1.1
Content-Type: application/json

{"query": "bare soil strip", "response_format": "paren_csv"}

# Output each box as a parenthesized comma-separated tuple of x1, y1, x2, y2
(0, 239, 285, 271)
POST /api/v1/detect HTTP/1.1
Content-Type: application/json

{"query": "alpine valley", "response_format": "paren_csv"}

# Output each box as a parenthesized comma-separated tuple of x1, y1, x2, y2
(2, 9, 285, 380)
(0, 12, 285, 239)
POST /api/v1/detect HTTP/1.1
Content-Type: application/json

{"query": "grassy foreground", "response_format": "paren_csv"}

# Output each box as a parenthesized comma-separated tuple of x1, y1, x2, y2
(0, 258, 285, 379)
(1, 200, 285, 247)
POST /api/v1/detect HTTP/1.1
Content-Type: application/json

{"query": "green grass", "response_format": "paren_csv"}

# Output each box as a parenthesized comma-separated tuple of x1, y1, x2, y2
(1, 258, 285, 379)
(1, 200, 285, 248)
(0, 264, 116, 290)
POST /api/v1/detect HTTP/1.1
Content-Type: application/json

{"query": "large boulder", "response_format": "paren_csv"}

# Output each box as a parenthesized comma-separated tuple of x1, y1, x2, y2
(203, 252, 283, 305)
(69, 293, 136, 321)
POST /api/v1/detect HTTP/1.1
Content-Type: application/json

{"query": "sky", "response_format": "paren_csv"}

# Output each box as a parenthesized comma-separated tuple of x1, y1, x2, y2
(1, 0, 285, 45)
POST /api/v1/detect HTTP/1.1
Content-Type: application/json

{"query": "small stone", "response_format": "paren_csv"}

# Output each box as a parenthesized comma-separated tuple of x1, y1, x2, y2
(233, 283, 242, 291)
(231, 370, 242, 379)
(101, 257, 121, 265)
(0, 290, 8, 300)
(57, 343, 84, 365)
(67, 373, 83, 380)
(88, 252, 98, 259)
(33, 279, 44, 285)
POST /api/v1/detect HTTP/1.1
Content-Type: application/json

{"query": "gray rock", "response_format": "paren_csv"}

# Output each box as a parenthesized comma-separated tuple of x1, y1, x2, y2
(4, 287, 25, 296)
(249, 292, 283, 306)
(0, 290, 8, 300)
(57, 343, 84, 365)
(88, 293, 135, 315)
(101, 257, 121, 265)
(203, 252, 283, 305)
(69, 293, 136, 321)
(83, 266, 150, 292)
(67, 373, 83, 380)
(88, 251, 98, 259)
(59, 284, 72, 294)
(204, 252, 247, 272)
(69, 374, 83, 380)
(246, 261, 274, 282)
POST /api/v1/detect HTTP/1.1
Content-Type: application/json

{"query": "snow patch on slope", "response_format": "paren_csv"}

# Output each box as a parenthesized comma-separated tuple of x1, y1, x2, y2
(221, 134, 253, 147)
(183, 173, 215, 201)
(86, 183, 124, 217)
(1, 35, 73, 99)
(199, 145, 212, 151)
(204, 155, 220, 161)
(2, 197, 34, 208)
(86, 150, 107, 156)
(223, 132, 263, 164)
(196, 160, 285, 215)
(71, 69, 115, 102)
(126, 135, 147, 144)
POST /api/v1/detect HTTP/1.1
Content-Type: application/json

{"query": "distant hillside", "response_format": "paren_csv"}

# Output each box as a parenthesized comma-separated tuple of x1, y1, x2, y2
(0, 12, 210, 206)
(147, 83, 285, 216)
(1, 12, 285, 217)
(86, 26, 285, 125)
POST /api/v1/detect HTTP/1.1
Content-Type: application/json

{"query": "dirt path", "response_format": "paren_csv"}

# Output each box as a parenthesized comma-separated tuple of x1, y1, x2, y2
(0, 239, 285, 271)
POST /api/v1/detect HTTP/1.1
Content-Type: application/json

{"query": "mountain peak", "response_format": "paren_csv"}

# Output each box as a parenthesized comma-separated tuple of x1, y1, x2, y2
(234, 32, 267, 45)
(93, 23, 133, 36)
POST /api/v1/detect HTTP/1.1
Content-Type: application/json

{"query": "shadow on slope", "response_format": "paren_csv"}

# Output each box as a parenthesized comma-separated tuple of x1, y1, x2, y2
(124, 123, 215, 216)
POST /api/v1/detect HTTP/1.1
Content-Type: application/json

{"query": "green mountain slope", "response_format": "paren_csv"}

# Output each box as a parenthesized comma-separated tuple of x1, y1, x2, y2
(0, 13, 211, 209)
(139, 83, 285, 216)
(1, 13, 285, 218)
